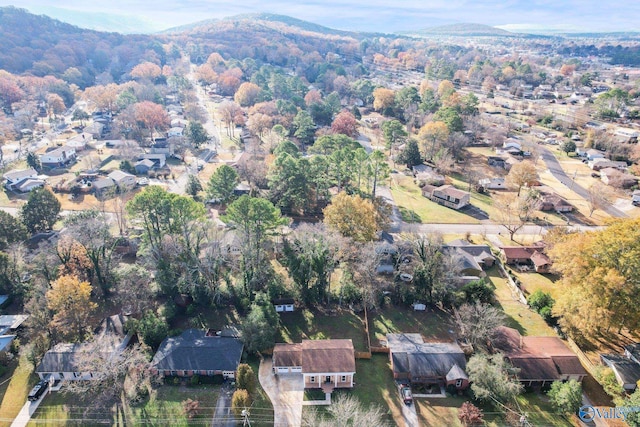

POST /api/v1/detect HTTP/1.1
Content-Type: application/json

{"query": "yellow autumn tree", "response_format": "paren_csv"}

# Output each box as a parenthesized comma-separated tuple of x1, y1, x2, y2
(323, 192, 378, 242)
(418, 121, 449, 161)
(47, 275, 97, 342)
(549, 218, 640, 338)
(373, 88, 395, 112)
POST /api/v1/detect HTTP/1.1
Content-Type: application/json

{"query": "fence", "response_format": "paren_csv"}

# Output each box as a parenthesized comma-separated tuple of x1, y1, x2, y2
(565, 337, 597, 376)
(497, 261, 528, 305)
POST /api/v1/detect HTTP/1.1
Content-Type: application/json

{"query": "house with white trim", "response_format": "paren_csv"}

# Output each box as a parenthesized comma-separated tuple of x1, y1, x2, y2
(272, 339, 356, 391)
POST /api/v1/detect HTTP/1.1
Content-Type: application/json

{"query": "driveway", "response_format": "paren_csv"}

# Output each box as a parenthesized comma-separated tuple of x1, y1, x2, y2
(259, 358, 304, 427)
(212, 383, 235, 427)
(401, 401, 419, 427)
(11, 389, 48, 427)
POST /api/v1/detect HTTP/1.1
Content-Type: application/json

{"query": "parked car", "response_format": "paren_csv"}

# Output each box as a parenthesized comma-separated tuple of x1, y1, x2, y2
(400, 385, 413, 405)
(27, 378, 50, 402)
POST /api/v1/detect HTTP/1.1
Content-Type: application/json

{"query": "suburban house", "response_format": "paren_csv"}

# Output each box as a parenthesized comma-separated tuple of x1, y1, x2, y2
(600, 168, 638, 189)
(66, 132, 92, 151)
(503, 141, 522, 152)
(134, 159, 155, 175)
(108, 170, 136, 189)
(93, 178, 116, 197)
(0, 315, 29, 354)
(588, 158, 628, 171)
(535, 193, 573, 213)
(36, 314, 132, 381)
(422, 185, 470, 210)
(168, 127, 184, 138)
(501, 245, 552, 273)
(273, 298, 295, 313)
(478, 177, 506, 190)
(138, 153, 167, 168)
(386, 334, 469, 391)
(150, 140, 174, 156)
(272, 339, 356, 391)
(413, 164, 445, 186)
(40, 146, 77, 168)
(586, 149, 606, 161)
(441, 239, 495, 277)
(151, 329, 243, 379)
(3, 168, 45, 192)
(495, 326, 587, 387)
(487, 156, 507, 169)
(600, 343, 640, 392)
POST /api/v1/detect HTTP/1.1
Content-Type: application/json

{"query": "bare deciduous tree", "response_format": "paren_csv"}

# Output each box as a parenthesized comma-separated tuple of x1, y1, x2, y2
(454, 302, 506, 350)
(587, 182, 613, 217)
(302, 394, 385, 427)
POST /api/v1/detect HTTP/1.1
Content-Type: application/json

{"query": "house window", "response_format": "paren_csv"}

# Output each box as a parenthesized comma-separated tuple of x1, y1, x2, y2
(170, 370, 177, 376)
(310, 376, 315, 383)
(456, 379, 463, 388)
(341, 375, 347, 382)
(325, 376, 331, 383)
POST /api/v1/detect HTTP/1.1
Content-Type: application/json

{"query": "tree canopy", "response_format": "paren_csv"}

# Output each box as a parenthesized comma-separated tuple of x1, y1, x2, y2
(21, 187, 61, 234)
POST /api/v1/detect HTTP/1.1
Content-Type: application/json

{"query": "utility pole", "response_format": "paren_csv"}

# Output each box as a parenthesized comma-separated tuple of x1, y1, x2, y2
(241, 409, 251, 427)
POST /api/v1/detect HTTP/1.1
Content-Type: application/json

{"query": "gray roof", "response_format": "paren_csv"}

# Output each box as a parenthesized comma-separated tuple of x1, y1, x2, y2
(446, 363, 468, 381)
(0, 315, 29, 330)
(108, 170, 135, 183)
(36, 343, 83, 373)
(135, 159, 155, 168)
(601, 354, 640, 386)
(93, 178, 115, 190)
(3, 168, 37, 182)
(152, 329, 244, 372)
(0, 335, 15, 352)
(387, 334, 467, 379)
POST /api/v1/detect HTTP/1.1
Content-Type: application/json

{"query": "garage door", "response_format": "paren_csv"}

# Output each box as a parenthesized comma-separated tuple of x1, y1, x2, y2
(291, 367, 302, 373)
(277, 367, 290, 374)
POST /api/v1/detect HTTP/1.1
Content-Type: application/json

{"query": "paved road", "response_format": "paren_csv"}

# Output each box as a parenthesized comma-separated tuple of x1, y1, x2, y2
(258, 358, 303, 427)
(539, 147, 627, 218)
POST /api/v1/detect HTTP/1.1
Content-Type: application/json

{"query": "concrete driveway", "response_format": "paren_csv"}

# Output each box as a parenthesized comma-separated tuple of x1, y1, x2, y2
(212, 383, 236, 427)
(259, 358, 304, 427)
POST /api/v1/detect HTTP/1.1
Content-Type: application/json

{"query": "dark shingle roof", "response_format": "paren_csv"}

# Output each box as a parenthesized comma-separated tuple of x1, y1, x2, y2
(301, 339, 355, 374)
(387, 334, 467, 379)
(601, 354, 640, 386)
(152, 329, 243, 372)
(36, 343, 83, 373)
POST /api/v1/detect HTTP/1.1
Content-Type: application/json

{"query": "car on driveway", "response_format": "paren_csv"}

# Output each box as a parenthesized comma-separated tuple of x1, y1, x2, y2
(27, 378, 50, 401)
(399, 384, 413, 405)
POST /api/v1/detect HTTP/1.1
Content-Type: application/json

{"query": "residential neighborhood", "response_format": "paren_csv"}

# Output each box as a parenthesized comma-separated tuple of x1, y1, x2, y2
(0, 3, 639, 427)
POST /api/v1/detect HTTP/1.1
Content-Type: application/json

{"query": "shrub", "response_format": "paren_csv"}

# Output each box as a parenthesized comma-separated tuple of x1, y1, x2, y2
(527, 290, 554, 312)
(231, 389, 252, 416)
(462, 279, 494, 304)
(190, 374, 201, 386)
(458, 401, 484, 426)
(236, 364, 257, 395)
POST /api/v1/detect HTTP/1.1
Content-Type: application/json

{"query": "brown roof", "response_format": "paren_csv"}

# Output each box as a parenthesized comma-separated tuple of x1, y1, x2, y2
(301, 339, 355, 374)
(530, 251, 551, 268)
(273, 343, 302, 367)
(501, 246, 535, 260)
(509, 357, 561, 381)
(552, 356, 587, 376)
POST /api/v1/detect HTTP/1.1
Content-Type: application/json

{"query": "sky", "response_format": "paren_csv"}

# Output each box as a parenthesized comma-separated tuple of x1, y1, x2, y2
(1, 0, 639, 34)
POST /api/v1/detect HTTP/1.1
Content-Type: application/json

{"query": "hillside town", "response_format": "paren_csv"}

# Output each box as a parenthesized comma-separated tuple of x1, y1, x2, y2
(0, 5, 639, 427)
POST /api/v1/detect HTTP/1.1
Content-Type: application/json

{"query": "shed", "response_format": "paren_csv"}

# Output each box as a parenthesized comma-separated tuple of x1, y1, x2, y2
(273, 298, 295, 313)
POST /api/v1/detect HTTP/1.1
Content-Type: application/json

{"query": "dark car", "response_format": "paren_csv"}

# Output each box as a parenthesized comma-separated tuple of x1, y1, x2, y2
(27, 378, 50, 402)
(400, 385, 413, 405)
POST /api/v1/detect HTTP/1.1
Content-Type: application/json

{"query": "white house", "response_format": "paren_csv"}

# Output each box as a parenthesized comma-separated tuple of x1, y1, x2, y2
(478, 177, 506, 190)
(3, 168, 42, 192)
(423, 185, 471, 210)
(40, 146, 76, 167)
(36, 314, 131, 381)
(586, 149, 606, 161)
(168, 127, 184, 138)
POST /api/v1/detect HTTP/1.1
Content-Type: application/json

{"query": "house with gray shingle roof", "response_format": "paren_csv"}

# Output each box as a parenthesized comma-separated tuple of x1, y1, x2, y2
(151, 329, 244, 379)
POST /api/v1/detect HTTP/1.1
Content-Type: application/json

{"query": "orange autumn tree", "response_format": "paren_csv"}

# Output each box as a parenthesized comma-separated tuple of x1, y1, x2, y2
(47, 275, 97, 342)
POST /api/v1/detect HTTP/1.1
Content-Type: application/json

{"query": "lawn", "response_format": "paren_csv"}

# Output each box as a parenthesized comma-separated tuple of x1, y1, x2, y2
(32, 384, 221, 426)
(416, 395, 467, 427)
(513, 271, 560, 299)
(390, 175, 480, 224)
(279, 309, 368, 352)
(486, 266, 556, 337)
(0, 352, 37, 424)
(368, 305, 454, 346)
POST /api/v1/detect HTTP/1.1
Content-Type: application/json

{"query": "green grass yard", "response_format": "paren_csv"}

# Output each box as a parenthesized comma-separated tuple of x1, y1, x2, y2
(390, 175, 480, 224)
(31, 384, 220, 426)
(0, 352, 37, 425)
(279, 309, 368, 352)
(486, 266, 556, 337)
(369, 306, 453, 346)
